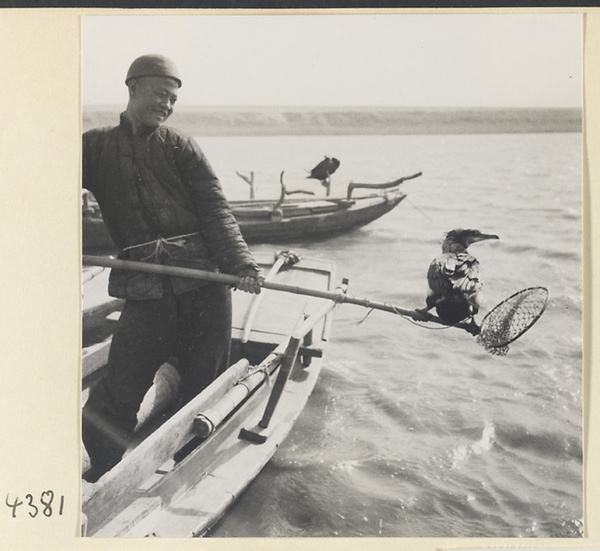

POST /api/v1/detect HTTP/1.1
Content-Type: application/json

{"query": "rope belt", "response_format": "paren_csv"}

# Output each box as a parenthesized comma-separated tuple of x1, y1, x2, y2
(123, 232, 200, 262)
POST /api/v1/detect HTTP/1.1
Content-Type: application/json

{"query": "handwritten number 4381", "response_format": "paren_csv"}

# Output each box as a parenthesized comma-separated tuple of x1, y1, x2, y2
(5, 491, 64, 518)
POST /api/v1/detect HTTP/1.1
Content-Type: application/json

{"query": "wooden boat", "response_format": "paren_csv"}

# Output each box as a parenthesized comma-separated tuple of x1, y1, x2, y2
(82, 173, 420, 250)
(231, 176, 410, 244)
(81, 251, 339, 537)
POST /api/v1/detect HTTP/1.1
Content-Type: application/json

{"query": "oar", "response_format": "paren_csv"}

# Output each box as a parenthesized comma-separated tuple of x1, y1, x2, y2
(82, 254, 461, 329)
(242, 250, 300, 343)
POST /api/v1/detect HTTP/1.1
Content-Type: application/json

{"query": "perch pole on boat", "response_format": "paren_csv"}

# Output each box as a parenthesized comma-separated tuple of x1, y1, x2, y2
(346, 171, 422, 199)
(82, 254, 454, 328)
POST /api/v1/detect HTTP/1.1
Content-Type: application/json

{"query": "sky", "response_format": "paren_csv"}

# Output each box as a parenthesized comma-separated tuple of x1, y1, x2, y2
(82, 13, 582, 108)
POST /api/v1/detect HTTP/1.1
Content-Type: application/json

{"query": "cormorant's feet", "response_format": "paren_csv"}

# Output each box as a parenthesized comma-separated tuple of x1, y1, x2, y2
(464, 319, 481, 336)
(413, 308, 431, 322)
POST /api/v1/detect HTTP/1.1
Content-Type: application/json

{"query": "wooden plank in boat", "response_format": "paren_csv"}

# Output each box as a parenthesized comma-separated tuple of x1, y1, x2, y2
(308, 199, 354, 213)
(120, 353, 323, 538)
(278, 200, 338, 217)
(82, 267, 123, 332)
(232, 257, 335, 342)
(232, 206, 273, 219)
(233, 200, 350, 219)
(82, 338, 111, 379)
(82, 357, 253, 535)
(82, 298, 122, 332)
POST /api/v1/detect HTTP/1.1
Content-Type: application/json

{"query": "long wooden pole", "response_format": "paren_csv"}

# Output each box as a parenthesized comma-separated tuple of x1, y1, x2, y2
(82, 254, 456, 328)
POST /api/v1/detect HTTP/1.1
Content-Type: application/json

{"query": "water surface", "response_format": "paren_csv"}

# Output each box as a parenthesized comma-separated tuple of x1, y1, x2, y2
(200, 131, 581, 538)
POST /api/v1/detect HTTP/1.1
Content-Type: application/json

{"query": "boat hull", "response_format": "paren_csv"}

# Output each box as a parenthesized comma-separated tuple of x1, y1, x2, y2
(82, 188, 407, 250)
(238, 189, 406, 243)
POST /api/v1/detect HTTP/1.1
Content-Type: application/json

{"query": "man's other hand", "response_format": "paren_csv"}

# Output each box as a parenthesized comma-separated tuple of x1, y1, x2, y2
(236, 266, 264, 294)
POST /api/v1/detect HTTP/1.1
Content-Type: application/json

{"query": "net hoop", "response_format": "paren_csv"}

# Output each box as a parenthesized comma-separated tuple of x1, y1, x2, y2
(476, 287, 549, 355)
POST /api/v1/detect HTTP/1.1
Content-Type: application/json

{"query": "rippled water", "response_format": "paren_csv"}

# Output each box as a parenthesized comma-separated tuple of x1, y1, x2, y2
(199, 131, 582, 537)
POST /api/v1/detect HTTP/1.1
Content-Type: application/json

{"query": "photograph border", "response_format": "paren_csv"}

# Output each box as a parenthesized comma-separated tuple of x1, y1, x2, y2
(0, 5, 595, 550)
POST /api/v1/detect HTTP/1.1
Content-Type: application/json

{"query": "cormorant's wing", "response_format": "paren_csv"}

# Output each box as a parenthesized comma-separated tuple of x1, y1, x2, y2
(426, 252, 483, 309)
(307, 157, 340, 180)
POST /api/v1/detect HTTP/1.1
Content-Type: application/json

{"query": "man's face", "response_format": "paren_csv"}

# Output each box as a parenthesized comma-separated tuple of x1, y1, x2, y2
(128, 76, 179, 129)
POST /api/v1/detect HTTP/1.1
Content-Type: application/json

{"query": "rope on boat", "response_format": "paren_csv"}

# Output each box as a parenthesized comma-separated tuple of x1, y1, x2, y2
(357, 303, 454, 330)
(237, 361, 275, 388)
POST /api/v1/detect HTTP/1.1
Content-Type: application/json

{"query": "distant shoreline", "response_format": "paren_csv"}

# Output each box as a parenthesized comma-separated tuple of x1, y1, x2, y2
(83, 106, 581, 136)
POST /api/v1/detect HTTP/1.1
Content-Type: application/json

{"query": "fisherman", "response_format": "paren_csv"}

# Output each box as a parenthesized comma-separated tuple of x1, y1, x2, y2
(82, 54, 263, 482)
(417, 228, 499, 333)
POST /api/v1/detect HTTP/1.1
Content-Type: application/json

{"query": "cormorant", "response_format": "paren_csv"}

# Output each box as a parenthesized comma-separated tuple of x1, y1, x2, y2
(418, 229, 499, 328)
(307, 156, 340, 196)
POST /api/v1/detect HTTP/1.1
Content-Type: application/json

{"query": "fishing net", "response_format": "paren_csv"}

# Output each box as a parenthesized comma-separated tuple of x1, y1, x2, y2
(476, 287, 549, 356)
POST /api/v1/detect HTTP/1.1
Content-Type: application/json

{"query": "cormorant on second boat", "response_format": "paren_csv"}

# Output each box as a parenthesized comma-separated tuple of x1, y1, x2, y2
(306, 156, 340, 196)
(418, 228, 499, 331)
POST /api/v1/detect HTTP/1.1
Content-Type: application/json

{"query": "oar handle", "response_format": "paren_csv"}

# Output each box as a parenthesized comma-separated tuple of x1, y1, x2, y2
(82, 255, 457, 328)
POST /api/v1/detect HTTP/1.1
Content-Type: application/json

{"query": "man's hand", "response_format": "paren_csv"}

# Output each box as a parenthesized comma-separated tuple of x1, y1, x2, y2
(236, 266, 264, 295)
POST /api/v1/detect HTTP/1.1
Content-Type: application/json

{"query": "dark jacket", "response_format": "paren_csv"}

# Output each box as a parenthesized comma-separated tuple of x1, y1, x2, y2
(83, 113, 257, 299)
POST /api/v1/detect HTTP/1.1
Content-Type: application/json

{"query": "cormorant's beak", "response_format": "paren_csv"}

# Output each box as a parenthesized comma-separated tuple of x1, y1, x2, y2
(471, 233, 499, 245)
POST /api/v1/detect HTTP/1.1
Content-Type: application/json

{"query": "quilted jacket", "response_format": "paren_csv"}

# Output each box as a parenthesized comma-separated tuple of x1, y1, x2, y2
(83, 113, 257, 299)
